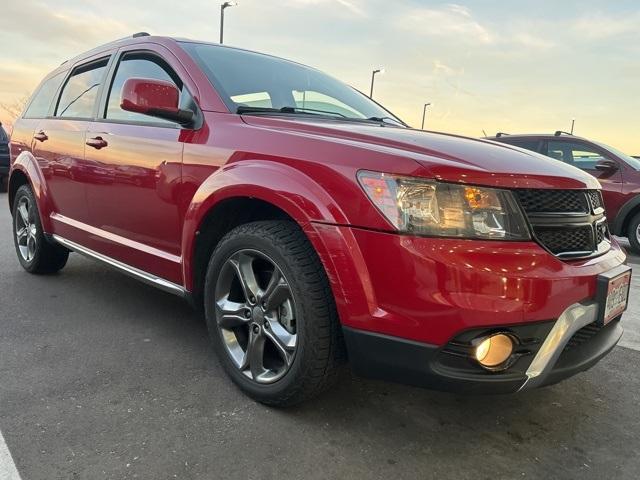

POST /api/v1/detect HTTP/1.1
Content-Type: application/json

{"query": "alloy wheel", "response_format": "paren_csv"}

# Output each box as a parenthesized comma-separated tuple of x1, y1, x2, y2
(15, 197, 37, 262)
(214, 249, 298, 384)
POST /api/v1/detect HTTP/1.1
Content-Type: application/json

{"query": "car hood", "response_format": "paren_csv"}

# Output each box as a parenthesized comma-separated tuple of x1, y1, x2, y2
(240, 116, 600, 190)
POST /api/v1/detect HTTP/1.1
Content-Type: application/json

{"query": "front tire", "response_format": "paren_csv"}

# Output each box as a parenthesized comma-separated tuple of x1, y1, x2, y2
(627, 212, 640, 255)
(204, 221, 344, 406)
(12, 185, 69, 274)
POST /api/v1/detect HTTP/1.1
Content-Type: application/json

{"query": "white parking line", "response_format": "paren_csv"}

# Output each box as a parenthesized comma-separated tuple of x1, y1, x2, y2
(0, 430, 21, 480)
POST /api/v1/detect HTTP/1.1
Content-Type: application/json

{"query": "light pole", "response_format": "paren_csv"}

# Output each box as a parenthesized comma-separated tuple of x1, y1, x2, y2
(421, 103, 431, 130)
(369, 68, 385, 99)
(220, 1, 238, 44)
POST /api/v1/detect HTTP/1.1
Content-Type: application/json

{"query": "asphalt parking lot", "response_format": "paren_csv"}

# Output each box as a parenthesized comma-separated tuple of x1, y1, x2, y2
(1, 191, 640, 480)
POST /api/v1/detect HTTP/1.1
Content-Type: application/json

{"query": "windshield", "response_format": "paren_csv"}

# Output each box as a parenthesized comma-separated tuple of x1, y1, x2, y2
(594, 141, 640, 170)
(179, 42, 404, 126)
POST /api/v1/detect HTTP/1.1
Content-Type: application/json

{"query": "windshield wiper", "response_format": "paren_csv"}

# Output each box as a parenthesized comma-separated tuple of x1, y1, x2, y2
(237, 105, 346, 118)
(366, 116, 406, 127)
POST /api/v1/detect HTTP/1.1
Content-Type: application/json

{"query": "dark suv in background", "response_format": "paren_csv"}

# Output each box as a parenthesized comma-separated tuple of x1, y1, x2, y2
(489, 132, 640, 253)
(0, 123, 9, 192)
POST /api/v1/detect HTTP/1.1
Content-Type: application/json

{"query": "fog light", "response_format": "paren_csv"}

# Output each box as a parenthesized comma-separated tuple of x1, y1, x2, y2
(474, 333, 514, 369)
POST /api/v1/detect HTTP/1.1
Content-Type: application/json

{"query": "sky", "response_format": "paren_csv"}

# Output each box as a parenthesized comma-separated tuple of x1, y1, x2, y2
(1, 0, 639, 153)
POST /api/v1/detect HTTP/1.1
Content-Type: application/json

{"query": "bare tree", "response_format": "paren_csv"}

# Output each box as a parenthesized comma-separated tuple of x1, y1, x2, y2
(0, 94, 30, 124)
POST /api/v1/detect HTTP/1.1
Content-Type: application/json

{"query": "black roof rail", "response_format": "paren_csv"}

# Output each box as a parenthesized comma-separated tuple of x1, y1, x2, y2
(554, 130, 573, 136)
(132, 32, 151, 38)
(496, 132, 510, 138)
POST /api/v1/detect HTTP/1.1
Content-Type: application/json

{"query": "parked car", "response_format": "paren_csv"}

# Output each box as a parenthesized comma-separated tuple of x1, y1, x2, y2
(0, 122, 9, 192)
(488, 132, 640, 253)
(8, 35, 631, 405)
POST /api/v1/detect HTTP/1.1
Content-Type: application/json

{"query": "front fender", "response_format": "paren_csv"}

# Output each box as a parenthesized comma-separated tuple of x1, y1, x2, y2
(9, 151, 54, 233)
(181, 160, 349, 291)
(613, 193, 640, 236)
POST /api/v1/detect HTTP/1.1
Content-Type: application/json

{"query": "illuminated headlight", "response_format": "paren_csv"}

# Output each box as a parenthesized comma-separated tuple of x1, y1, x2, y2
(357, 171, 530, 240)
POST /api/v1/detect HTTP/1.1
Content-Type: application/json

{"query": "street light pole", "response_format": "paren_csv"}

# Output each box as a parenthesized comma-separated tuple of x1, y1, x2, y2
(421, 103, 431, 130)
(220, 2, 237, 44)
(369, 68, 384, 99)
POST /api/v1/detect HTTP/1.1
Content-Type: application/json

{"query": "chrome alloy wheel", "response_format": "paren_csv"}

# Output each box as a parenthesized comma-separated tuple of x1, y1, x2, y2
(636, 223, 640, 245)
(15, 197, 37, 262)
(215, 249, 298, 384)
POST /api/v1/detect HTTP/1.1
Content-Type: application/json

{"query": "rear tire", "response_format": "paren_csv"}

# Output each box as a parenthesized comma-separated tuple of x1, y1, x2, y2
(12, 185, 69, 274)
(204, 220, 344, 407)
(627, 212, 640, 255)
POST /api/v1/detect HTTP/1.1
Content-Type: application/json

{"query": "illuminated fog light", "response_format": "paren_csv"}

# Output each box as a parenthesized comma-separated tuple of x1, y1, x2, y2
(474, 333, 514, 369)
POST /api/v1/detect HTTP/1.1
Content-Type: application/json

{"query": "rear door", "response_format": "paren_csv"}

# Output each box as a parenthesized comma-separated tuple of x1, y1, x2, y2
(32, 56, 111, 225)
(83, 45, 199, 283)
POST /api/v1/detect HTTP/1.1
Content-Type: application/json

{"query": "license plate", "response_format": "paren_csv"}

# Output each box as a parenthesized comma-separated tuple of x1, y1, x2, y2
(596, 267, 632, 326)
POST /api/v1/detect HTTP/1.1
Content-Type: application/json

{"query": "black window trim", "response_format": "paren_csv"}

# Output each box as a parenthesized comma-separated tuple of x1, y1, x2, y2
(52, 55, 113, 121)
(95, 48, 201, 130)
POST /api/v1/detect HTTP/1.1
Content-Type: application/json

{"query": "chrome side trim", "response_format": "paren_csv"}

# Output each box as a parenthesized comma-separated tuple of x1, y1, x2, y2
(52, 235, 187, 298)
(519, 301, 598, 391)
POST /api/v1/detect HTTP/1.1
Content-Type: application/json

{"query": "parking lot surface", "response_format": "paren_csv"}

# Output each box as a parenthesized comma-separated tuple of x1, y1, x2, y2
(1, 191, 640, 480)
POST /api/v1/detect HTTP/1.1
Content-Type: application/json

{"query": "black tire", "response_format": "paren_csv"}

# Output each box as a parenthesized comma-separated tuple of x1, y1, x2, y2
(12, 185, 69, 274)
(627, 212, 640, 254)
(204, 220, 345, 406)
(0, 176, 7, 193)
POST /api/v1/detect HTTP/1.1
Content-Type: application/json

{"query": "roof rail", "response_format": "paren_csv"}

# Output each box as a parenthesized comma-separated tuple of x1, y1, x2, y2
(496, 132, 510, 138)
(554, 130, 573, 137)
(132, 32, 151, 38)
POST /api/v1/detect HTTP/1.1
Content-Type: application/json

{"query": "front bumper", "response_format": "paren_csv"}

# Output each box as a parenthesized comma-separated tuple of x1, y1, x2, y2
(343, 300, 623, 394)
(308, 224, 628, 392)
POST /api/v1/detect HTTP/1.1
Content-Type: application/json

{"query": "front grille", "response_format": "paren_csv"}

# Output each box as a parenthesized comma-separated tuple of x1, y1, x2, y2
(515, 189, 609, 259)
(0, 144, 9, 155)
(515, 190, 588, 213)
(535, 226, 593, 255)
(588, 190, 604, 211)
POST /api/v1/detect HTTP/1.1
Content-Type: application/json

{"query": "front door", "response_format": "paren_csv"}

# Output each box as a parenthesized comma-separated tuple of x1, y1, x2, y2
(83, 48, 195, 284)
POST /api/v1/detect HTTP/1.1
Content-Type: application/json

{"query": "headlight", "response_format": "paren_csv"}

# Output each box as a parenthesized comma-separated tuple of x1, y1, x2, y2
(357, 171, 530, 240)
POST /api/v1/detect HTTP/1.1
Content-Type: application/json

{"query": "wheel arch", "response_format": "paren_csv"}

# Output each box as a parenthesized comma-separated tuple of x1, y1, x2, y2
(8, 153, 54, 233)
(182, 161, 349, 304)
(613, 195, 640, 236)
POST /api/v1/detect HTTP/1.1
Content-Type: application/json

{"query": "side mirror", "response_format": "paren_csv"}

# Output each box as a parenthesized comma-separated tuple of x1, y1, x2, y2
(595, 160, 619, 172)
(121, 78, 194, 125)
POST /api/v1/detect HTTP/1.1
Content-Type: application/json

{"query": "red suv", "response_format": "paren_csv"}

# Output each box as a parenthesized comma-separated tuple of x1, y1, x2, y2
(489, 132, 640, 253)
(8, 35, 631, 405)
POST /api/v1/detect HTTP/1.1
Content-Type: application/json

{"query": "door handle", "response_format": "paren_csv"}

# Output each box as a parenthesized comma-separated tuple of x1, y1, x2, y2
(33, 131, 48, 142)
(86, 136, 108, 150)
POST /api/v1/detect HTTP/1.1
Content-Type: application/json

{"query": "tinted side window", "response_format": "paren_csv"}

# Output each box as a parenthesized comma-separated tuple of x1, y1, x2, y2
(23, 71, 66, 119)
(56, 60, 109, 119)
(546, 141, 609, 170)
(105, 54, 188, 124)
(501, 139, 541, 153)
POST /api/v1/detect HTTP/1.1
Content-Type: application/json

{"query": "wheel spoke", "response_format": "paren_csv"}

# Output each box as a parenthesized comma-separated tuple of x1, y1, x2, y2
(229, 253, 260, 302)
(263, 270, 290, 311)
(26, 235, 36, 261)
(16, 227, 27, 240)
(264, 325, 294, 367)
(18, 203, 29, 226)
(216, 297, 250, 329)
(245, 330, 266, 379)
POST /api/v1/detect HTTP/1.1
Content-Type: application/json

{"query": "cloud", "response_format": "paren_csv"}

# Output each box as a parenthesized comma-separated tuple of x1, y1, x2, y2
(285, 0, 366, 17)
(0, 0, 134, 50)
(572, 12, 640, 39)
(398, 3, 494, 44)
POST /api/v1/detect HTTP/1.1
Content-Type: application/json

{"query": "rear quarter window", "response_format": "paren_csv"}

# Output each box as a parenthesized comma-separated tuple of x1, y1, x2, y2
(23, 71, 67, 119)
(500, 139, 541, 153)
